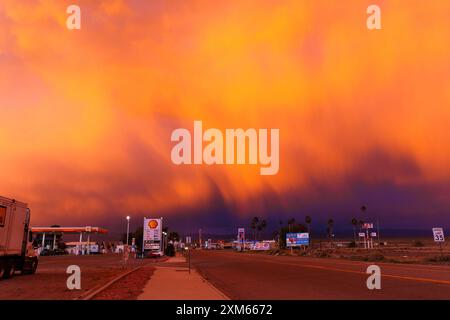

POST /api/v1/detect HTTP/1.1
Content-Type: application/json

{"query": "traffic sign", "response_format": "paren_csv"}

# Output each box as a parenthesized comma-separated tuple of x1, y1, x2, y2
(433, 228, 445, 242)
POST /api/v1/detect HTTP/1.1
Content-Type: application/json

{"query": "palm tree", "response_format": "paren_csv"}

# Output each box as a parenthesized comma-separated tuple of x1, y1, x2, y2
(327, 219, 334, 247)
(305, 216, 312, 247)
(359, 220, 365, 230)
(351, 218, 358, 245)
(257, 220, 267, 240)
(251, 217, 259, 241)
(360, 205, 367, 216)
(305, 216, 312, 233)
(287, 218, 296, 232)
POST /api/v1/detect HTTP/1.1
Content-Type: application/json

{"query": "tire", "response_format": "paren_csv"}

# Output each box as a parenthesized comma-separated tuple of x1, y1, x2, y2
(2, 261, 14, 279)
(0, 262, 5, 279)
(4, 262, 15, 279)
(22, 257, 38, 275)
(29, 258, 38, 274)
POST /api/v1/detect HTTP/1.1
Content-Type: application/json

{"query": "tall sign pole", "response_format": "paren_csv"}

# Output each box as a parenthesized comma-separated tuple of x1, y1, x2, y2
(142, 217, 146, 255)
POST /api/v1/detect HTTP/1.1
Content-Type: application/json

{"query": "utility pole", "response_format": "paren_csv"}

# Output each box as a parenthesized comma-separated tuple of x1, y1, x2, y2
(199, 228, 202, 249)
(377, 219, 381, 246)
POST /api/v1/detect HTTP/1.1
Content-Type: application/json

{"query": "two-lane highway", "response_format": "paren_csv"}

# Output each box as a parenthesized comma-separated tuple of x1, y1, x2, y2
(190, 250, 450, 299)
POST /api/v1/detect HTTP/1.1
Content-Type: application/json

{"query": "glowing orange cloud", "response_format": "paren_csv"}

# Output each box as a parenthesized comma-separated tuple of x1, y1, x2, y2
(1, 0, 450, 228)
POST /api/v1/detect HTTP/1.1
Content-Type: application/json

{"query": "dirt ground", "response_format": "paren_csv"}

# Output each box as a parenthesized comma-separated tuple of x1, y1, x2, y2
(260, 238, 450, 265)
(0, 254, 161, 300)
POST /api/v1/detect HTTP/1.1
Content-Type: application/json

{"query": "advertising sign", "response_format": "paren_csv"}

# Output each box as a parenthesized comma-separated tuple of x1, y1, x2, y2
(362, 223, 374, 229)
(286, 233, 309, 247)
(143, 218, 162, 250)
(251, 242, 271, 250)
(144, 218, 162, 241)
(433, 228, 445, 242)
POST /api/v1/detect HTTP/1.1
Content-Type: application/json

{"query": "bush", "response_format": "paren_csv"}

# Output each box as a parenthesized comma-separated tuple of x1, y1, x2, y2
(427, 255, 450, 262)
(367, 253, 385, 262)
(413, 240, 425, 247)
(165, 243, 175, 256)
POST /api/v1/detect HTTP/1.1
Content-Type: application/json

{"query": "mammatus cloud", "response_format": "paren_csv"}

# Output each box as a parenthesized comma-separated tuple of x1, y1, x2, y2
(1, 0, 450, 230)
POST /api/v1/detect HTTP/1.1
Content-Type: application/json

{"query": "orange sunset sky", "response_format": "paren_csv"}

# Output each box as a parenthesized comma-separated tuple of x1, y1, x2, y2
(1, 0, 450, 233)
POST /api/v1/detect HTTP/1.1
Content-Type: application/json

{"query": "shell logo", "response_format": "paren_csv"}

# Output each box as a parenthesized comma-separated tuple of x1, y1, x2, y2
(148, 219, 158, 229)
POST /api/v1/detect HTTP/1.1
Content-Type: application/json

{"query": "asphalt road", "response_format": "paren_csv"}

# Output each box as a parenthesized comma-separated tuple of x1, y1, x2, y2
(190, 250, 450, 299)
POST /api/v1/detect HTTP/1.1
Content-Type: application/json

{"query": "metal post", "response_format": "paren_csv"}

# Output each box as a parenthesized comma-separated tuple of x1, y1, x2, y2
(377, 219, 381, 246)
(126, 217, 130, 246)
(142, 217, 146, 256)
(53, 233, 57, 250)
(79, 232, 83, 255)
(366, 229, 369, 249)
(42, 232, 46, 248)
(87, 233, 91, 255)
(188, 247, 191, 274)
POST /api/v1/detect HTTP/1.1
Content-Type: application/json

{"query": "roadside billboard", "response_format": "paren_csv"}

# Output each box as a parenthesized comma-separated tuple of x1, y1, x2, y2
(286, 233, 309, 247)
(250, 241, 271, 250)
(143, 218, 162, 251)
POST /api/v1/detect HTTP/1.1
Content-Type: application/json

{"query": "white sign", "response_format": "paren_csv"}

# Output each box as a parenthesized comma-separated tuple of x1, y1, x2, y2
(251, 242, 270, 251)
(238, 228, 245, 242)
(143, 218, 162, 250)
(370, 232, 377, 237)
(433, 228, 445, 242)
(358, 232, 366, 237)
(186, 236, 191, 244)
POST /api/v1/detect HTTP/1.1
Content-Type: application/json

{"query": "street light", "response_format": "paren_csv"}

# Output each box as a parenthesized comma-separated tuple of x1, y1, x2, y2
(162, 231, 167, 254)
(126, 216, 130, 246)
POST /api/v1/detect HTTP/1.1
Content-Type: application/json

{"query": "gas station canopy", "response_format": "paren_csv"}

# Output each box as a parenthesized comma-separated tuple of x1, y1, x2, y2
(31, 226, 108, 234)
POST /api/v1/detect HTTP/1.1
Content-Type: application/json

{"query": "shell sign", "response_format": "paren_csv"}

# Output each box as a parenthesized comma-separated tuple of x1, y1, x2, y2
(148, 219, 158, 229)
(143, 218, 162, 242)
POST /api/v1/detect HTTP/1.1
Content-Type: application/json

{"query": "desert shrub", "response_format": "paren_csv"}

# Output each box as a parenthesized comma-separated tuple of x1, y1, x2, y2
(413, 240, 425, 247)
(348, 241, 357, 248)
(427, 255, 450, 262)
(314, 250, 331, 258)
(367, 253, 385, 262)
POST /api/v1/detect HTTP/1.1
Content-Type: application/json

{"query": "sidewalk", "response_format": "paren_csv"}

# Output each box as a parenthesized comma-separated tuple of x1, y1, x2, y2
(138, 256, 229, 300)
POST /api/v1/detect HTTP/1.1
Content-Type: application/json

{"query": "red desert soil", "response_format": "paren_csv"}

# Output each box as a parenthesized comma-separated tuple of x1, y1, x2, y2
(92, 265, 156, 300)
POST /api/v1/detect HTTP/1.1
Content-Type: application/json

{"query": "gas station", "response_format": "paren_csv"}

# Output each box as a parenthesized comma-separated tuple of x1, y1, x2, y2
(30, 226, 108, 254)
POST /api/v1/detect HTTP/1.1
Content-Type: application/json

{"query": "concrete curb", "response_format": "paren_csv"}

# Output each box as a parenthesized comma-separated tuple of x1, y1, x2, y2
(75, 265, 143, 300)
(195, 268, 230, 300)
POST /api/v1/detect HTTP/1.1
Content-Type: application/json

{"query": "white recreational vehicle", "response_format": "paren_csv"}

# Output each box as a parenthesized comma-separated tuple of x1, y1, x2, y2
(0, 196, 38, 279)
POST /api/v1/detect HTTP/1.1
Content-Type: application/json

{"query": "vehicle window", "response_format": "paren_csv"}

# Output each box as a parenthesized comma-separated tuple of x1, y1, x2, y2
(0, 206, 6, 227)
